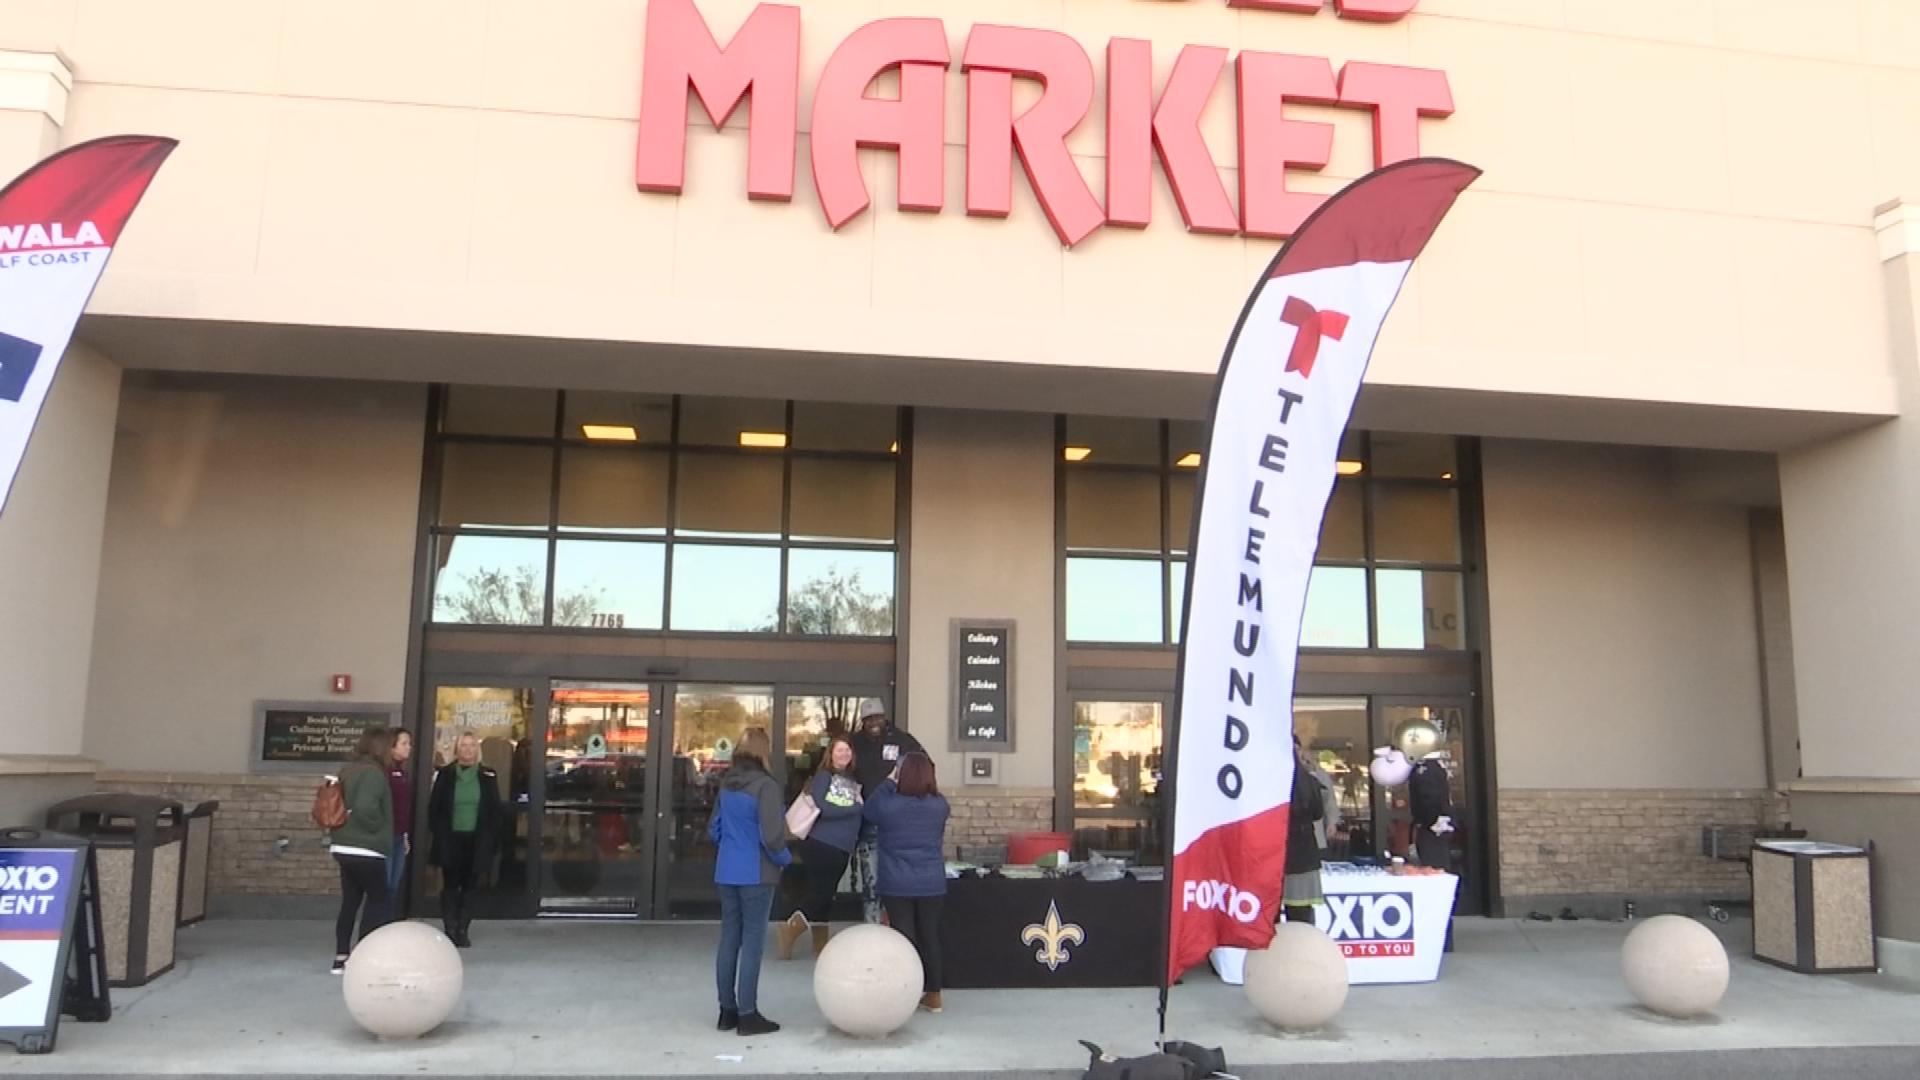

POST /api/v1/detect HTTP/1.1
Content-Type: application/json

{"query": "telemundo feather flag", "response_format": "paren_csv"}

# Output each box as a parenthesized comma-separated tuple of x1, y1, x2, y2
(1164, 158, 1478, 985)
(0, 135, 176, 516)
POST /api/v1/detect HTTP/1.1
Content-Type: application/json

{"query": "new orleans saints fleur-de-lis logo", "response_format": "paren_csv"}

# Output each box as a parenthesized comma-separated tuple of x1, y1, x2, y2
(1020, 900, 1086, 972)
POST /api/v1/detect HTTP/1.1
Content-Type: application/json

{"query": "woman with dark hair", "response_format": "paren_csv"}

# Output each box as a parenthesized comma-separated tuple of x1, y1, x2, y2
(383, 727, 415, 921)
(1282, 736, 1327, 924)
(427, 732, 504, 948)
(778, 736, 862, 960)
(328, 728, 393, 974)
(710, 727, 791, 1036)
(862, 751, 950, 1013)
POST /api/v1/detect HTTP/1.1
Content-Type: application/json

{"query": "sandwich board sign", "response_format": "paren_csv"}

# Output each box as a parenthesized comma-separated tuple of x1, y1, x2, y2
(0, 830, 109, 1053)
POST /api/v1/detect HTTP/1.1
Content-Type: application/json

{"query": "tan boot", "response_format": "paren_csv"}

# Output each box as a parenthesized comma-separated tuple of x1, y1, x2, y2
(919, 991, 943, 1013)
(811, 924, 831, 956)
(776, 911, 808, 961)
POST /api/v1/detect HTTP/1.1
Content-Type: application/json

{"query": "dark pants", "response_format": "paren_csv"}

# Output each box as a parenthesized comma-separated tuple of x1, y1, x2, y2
(882, 895, 944, 993)
(334, 854, 389, 956)
(799, 838, 852, 923)
(440, 831, 479, 931)
(716, 883, 776, 1014)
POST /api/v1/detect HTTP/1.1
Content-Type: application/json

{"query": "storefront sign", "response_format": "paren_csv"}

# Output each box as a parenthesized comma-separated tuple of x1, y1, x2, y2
(1209, 868, 1459, 985)
(252, 702, 399, 769)
(636, 0, 1450, 246)
(952, 620, 1013, 751)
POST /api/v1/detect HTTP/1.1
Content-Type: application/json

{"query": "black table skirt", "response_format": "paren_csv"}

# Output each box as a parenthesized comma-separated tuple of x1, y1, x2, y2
(939, 876, 1164, 989)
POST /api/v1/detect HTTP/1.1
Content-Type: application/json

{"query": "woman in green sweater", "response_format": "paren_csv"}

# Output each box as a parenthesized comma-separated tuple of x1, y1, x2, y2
(329, 729, 394, 974)
(427, 733, 504, 948)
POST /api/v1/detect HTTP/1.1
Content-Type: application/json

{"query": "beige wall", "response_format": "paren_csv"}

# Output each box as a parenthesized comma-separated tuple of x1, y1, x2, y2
(0, 343, 121, 758)
(0, 1, 1903, 439)
(84, 374, 425, 774)
(1483, 439, 1767, 791)
(905, 409, 1056, 791)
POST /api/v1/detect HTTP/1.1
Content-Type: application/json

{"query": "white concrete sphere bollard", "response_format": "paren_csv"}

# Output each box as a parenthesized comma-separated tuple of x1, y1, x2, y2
(1244, 923, 1350, 1032)
(1621, 915, 1729, 1018)
(812, 924, 924, 1038)
(342, 921, 464, 1039)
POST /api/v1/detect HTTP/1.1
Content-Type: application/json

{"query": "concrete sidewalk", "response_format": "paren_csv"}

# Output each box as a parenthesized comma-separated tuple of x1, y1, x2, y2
(3, 917, 1916, 1077)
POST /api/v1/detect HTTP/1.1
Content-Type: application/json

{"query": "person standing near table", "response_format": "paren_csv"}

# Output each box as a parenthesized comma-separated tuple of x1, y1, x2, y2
(863, 751, 950, 1013)
(711, 727, 791, 1036)
(427, 733, 503, 948)
(1281, 736, 1326, 925)
(849, 699, 922, 923)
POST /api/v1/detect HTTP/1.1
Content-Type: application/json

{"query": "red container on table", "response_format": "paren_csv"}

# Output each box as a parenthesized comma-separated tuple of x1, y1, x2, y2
(1007, 831, 1072, 865)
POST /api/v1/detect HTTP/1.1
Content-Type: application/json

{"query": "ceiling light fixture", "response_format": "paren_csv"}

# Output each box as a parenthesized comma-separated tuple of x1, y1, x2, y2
(1176, 452, 1202, 468)
(1063, 446, 1092, 462)
(739, 431, 788, 449)
(581, 424, 638, 441)
(1336, 460, 1365, 476)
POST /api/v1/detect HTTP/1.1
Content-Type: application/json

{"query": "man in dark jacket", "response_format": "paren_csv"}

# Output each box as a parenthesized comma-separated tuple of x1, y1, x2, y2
(847, 699, 921, 923)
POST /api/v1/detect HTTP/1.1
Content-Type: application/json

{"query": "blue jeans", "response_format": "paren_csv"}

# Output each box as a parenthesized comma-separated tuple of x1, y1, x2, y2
(715, 883, 775, 1014)
(386, 836, 407, 901)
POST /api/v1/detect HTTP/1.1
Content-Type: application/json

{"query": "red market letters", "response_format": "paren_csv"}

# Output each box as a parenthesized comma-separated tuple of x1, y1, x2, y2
(635, 0, 1451, 246)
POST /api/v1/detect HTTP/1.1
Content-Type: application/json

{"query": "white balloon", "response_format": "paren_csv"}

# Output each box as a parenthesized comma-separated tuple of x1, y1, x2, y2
(342, 921, 464, 1040)
(812, 924, 924, 1038)
(1621, 915, 1729, 1018)
(1369, 746, 1413, 787)
(1244, 923, 1349, 1032)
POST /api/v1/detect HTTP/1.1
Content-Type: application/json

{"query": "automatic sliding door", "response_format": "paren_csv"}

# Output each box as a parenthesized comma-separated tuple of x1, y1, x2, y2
(424, 684, 537, 917)
(660, 683, 774, 918)
(541, 681, 658, 914)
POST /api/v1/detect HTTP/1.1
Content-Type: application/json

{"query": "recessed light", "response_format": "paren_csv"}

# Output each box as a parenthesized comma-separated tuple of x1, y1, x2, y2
(739, 431, 788, 449)
(1063, 446, 1092, 462)
(1176, 452, 1202, 468)
(1441, 471, 1454, 480)
(889, 441, 899, 454)
(581, 424, 638, 441)
(1336, 460, 1365, 476)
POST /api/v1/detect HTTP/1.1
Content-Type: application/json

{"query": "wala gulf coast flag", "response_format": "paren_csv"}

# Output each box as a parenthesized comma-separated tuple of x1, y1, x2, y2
(0, 135, 176, 516)
(1166, 159, 1477, 982)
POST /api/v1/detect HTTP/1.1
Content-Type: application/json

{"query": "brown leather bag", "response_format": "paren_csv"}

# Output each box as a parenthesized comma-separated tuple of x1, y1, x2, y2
(310, 773, 350, 830)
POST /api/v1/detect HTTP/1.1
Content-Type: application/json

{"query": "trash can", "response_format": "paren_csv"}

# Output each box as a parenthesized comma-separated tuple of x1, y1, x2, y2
(1751, 839, 1877, 975)
(43, 795, 186, 986)
(179, 800, 219, 927)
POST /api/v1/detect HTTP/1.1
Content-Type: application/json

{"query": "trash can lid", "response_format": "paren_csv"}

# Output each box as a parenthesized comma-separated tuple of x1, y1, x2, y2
(45, 793, 186, 825)
(1755, 840, 1865, 856)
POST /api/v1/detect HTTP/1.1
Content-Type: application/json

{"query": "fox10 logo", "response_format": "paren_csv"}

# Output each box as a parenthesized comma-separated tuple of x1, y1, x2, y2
(1318, 892, 1416, 958)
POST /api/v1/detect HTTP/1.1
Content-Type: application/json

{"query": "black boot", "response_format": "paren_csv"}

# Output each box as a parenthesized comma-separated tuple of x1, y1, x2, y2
(441, 891, 465, 946)
(455, 913, 473, 949)
(735, 1012, 780, 1036)
(717, 1007, 739, 1031)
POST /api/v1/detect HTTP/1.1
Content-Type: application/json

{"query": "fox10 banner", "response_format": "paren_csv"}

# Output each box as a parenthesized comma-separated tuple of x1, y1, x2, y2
(1165, 159, 1477, 984)
(0, 136, 176, 517)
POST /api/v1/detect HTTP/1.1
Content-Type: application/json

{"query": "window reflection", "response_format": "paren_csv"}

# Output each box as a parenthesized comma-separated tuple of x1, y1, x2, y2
(790, 458, 895, 542)
(1375, 568, 1465, 650)
(558, 448, 667, 535)
(432, 535, 548, 625)
(553, 541, 665, 630)
(674, 453, 783, 539)
(1294, 697, 1372, 860)
(1073, 700, 1163, 813)
(439, 444, 552, 531)
(669, 545, 780, 632)
(1066, 558, 1163, 643)
(786, 549, 894, 636)
(1301, 565, 1368, 648)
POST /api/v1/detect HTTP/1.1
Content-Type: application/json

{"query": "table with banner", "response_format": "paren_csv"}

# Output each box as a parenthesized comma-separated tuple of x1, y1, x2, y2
(1210, 864, 1460, 986)
(940, 874, 1163, 989)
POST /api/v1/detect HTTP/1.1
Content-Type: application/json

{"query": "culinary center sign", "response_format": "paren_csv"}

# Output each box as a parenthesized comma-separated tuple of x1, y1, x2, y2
(635, 0, 1450, 245)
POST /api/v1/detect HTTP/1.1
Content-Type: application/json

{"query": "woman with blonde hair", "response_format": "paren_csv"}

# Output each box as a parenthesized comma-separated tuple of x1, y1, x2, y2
(709, 726, 791, 1036)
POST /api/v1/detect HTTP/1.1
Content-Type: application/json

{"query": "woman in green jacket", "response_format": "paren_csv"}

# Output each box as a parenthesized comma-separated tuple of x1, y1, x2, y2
(329, 729, 394, 973)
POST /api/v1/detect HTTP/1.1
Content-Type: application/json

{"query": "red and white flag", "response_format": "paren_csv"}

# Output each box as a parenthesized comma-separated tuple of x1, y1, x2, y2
(1166, 159, 1477, 982)
(0, 135, 176, 516)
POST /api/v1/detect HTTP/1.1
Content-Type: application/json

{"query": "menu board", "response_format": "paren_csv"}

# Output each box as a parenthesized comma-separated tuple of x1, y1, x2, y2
(953, 620, 1013, 751)
(254, 702, 397, 768)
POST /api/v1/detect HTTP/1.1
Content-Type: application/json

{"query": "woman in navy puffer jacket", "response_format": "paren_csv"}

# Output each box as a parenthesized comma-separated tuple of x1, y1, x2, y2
(862, 751, 950, 1013)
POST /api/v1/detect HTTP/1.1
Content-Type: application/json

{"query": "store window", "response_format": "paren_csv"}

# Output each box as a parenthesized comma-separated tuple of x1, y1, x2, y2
(1071, 697, 1165, 866)
(1061, 418, 1469, 650)
(428, 388, 901, 636)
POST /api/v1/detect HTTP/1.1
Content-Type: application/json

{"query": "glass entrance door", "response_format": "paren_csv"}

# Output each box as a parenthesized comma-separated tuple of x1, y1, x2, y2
(422, 683, 538, 917)
(540, 681, 658, 914)
(658, 683, 775, 918)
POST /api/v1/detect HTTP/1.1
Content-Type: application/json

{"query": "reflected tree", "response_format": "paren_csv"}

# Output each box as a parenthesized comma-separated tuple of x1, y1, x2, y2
(437, 565, 602, 626)
(781, 566, 894, 636)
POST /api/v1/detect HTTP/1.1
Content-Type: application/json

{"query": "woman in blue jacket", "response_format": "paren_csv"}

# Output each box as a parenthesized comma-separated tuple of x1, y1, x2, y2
(862, 751, 950, 1013)
(709, 727, 791, 1036)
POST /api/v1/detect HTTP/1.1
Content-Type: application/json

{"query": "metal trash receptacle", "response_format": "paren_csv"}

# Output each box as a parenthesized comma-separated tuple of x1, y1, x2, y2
(1751, 839, 1877, 974)
(179, 801, 219, 927)
(43, 795, 185, 986)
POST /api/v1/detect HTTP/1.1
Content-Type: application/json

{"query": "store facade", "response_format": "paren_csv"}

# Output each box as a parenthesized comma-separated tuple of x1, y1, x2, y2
(1, 0, 1917, 960)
